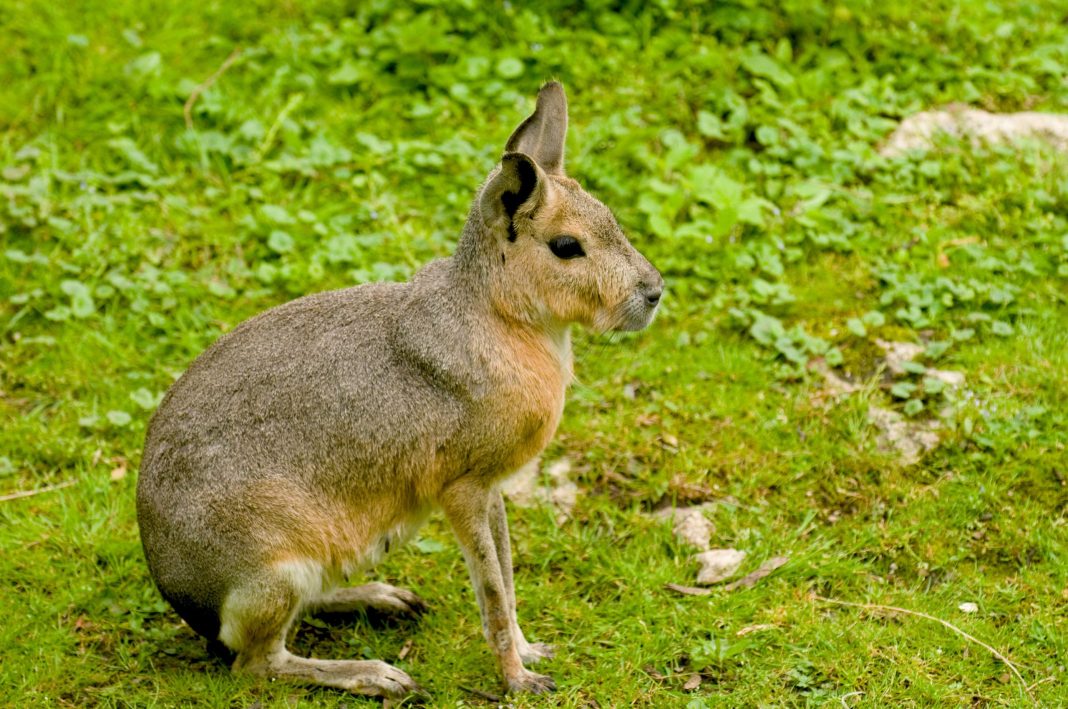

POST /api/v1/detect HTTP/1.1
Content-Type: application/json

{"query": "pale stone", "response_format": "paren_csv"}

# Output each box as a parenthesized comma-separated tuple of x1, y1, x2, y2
(882, 107, 1068, 157)
(694, 548, 747, 585)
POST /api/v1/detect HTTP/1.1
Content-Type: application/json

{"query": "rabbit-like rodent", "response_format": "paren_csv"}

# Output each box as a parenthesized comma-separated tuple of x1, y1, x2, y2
(137, 81, 662, 697)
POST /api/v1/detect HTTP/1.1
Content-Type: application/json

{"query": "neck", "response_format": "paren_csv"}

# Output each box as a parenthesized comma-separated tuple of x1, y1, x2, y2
(453, 205, 573, 369)
(453, 207, 493, 291)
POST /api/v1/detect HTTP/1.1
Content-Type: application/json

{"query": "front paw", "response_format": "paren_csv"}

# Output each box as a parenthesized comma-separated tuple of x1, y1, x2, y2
(507, 669, 556, 694)
(519, 641, 555, 665)
(364, 583, 428, 617)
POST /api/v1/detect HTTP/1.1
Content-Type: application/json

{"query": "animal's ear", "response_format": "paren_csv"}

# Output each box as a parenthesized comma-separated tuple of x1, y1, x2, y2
(504, 81, 567, 175)
(479, 152, 547, 241)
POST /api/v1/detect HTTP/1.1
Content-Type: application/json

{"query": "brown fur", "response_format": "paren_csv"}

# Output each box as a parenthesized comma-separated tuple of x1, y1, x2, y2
(136, 82, 662, 698)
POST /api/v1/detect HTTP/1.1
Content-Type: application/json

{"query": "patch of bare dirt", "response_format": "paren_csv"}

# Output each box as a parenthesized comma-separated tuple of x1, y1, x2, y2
(874, 339, 925, 375)
(812, 340, 965, 465)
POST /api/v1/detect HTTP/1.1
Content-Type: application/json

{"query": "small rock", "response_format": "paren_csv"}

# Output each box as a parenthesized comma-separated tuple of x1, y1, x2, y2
(694, 548, 747, 585)
(958, 602, 979, 613)
(654, 505, 715, 550)
(544, 459, 578, 523)
(501, 459, 542, 507)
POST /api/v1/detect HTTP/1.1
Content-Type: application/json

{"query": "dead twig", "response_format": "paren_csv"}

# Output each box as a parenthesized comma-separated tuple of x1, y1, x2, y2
(1025, 676, 1056, 693)
(815, 595, 1036, 706)
(457, 685, 503, 703)
(0, 479, 76, 502)
(183, 47, 242, 130)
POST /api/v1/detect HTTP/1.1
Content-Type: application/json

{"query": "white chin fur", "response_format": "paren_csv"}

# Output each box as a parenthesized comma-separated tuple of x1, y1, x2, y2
(608, 298, 658, 332)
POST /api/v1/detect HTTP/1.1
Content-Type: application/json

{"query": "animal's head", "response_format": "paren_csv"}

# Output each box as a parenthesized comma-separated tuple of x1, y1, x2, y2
(472, 82, 663, 332)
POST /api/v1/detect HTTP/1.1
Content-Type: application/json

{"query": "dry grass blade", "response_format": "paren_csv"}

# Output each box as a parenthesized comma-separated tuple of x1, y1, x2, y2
(0, 480, 76, 502)
(664, 582, 712, 596)
(815, 595, 1037, 706)
(839, 691, 863, 708)
(183, 47, 243, 129)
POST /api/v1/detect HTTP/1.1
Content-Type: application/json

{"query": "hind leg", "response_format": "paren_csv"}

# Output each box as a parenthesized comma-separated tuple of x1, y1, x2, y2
(309, 582, 427, 618)
(221, 565, 420, 698)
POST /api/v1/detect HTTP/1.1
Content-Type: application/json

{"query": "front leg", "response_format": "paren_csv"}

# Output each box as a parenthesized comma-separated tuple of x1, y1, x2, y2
(441, 479, 555, 694)
(309, 583, 427, 618)
(488, 491, 554, 665)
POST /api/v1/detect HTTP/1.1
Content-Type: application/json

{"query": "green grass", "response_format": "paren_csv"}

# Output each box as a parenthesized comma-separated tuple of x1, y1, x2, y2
(2, 0, 1066, 706)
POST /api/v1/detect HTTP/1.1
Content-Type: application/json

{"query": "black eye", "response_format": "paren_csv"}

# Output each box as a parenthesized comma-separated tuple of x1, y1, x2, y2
(548, 235, 585, 260)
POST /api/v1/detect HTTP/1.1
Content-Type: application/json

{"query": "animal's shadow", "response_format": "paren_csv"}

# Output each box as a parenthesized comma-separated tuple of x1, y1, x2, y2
(137, 602, 426, 674)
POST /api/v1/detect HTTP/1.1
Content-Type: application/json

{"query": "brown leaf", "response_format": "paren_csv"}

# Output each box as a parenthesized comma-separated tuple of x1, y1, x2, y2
(109, 456, 128, 481)
(397, 639, 413, 660)
(642, 665, 667, 681)
(664, 583, 711, 596)
(724, 556, 789, 591)
(666, 474, 717, 504)
(682, 673, 702, 691)
(73, 615, 96, 632)
(636, 413, 660, 427)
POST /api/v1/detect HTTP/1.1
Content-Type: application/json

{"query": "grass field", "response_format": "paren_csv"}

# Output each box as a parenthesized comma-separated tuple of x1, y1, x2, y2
(2, 1, 1066, 706)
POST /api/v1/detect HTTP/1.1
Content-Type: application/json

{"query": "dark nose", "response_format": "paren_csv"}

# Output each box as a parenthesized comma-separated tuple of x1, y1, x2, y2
(638, 261, 664, 307)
